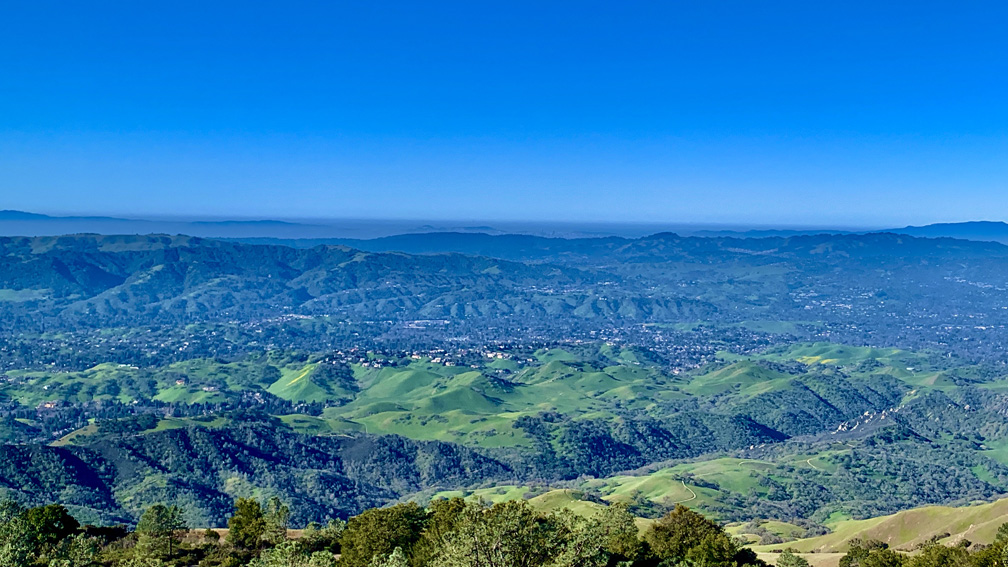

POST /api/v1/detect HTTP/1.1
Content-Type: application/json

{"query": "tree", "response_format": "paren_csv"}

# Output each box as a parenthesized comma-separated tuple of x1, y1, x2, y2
(776, 549, 811, 567)
(841, 539, 894, 567)
(22, 504, 80, 553)
(228, 498, 266, 550)
(263, 496, 291, 546)
(0, 502, 23, 524)
(248, 540, 339, 567)
(0, 532, 31, 567)
(997, 522, 1008, 544)
(644, 505, 724, 563)
(340, 503, 427, 567)
(369, 547, 409, 567)
(0, 503, 31, 567)
(431, 500, 558, 567)
(597, 503, 644, 562)
(203, 528, 221, 544)
(300, 519, 345, 555)
(862, 549, 906, 567)
(547, 504, 643, 567)
(685, 532, 744, 567)
(136, 504, 187, 558)
(905, 543, 967, 567)
(257, 365, 282, 387)
(413, 498, 467, 566)
(549, 511, 608, 567)
(48, 534, 100, 567)
(117, 557, 165, 567)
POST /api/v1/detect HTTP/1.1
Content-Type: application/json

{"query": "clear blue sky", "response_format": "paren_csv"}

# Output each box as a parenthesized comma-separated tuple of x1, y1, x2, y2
(2, 1, 1007, 226)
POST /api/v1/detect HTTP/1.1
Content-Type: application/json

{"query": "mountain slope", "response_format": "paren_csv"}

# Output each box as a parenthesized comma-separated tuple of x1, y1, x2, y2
(0, 423, 512, 526)
(0, 234, 638, 328)
(753, 497, 1008, 553)
(893, 221, 1008, 244)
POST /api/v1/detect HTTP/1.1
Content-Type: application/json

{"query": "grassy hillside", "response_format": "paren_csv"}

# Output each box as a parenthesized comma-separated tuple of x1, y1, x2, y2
(753, 497, 1008, 553)
(306, 346, 684, 447)
(12, 338, 1008, 530)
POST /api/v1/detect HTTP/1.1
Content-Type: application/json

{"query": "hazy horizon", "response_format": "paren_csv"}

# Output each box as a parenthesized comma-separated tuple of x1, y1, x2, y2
(0, 207, 897, 229)
(7, 206, 1008, 241)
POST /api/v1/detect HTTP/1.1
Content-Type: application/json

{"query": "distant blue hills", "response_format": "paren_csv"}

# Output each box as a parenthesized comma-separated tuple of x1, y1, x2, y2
(2, 210, 1008, 244)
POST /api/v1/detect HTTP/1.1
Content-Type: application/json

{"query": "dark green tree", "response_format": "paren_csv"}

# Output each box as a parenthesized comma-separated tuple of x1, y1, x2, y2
(413, 498, 467, 566)
(644, 504, 724, 563)
(136, 504, 187, 558)
(840, 539, 881, 567)
(431, 500, 558, 567)
(862, 548, 906, 567)
(776, 549, 811, 567)
(905, 542, 967, 567)
(339, 502, 427, 567)
(227, 498, 266, 550)
(23, 504, 80, 554)
(300, 519, 346, 555)
(685, 532, 742, 567)
(203, 528, 221, 544)
(263, 497, 291, 546)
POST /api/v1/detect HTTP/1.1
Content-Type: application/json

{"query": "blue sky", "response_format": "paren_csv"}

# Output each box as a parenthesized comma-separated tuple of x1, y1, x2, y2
(2, 1, 1007, 226)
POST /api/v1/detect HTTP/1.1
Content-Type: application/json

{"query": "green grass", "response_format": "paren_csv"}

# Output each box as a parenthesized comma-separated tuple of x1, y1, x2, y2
(979, 438, 1008, 467)
(534, 348, 578, 363)
(279, 414, 334, 435)
(728, 519, 808, 543)
(268, 363, 325, 402)
(528, 489, 608, 516)
(323, 355, 680, 446)
(683, 361, 793, 398)
(432, 485, 531, 504)
(581, 457, 806, 520)
(13, 339, 992, 534)
(151, 416, 230, 432)
(431, 487, 614, 521)
(52, 423, 98, 446)
(727, 341, 957, 392)
(588, 468, 698, 505)
(760, 342, 931, 376)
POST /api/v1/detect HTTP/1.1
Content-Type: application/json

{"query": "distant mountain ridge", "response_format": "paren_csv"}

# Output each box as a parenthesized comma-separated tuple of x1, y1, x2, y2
(235, 229, 1008, 262)
(694, 221, 1008, 244)
(0, 210, 698, 239)
(0, 233, 617, 329)
(892, 220, 1008, 243)
(1, 231, 1007, 345)
(4, 209, 1008, 244)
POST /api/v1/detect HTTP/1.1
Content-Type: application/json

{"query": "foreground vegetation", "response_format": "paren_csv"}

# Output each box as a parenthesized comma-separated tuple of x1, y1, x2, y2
(2, 497, 769, 567)
(10, 495, 1008, 567)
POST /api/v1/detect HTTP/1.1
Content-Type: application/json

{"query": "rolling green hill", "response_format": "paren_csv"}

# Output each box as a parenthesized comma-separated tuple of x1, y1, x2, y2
(753, 497, 1008, 553)
(14, 338, 1008, 528)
